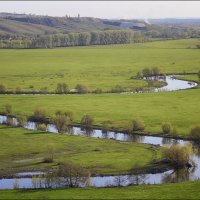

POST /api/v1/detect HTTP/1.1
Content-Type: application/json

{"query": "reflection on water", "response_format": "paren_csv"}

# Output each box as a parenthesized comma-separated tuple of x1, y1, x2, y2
(162, 168, 196, 183)
(126, 134, 145, 143)
(2, 168, 199, 189)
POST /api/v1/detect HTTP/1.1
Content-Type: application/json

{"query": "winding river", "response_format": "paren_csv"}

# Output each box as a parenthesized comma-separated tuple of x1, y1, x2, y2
(0, 75, 199, 189)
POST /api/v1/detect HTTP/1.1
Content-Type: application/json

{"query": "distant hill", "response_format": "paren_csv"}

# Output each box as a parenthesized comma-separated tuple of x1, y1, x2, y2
(0, 13, 118, 35)
(0, 12, 149, 36)
(149, 18, 200, 25)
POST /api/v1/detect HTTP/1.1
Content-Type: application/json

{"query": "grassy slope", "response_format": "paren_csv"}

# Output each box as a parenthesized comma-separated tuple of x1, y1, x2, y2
(0, 39, 200, 92)
(0, 86, 199, 135)
(0, 181, 200, 199)
(0, 16, 120, 35)
(0, 18, 59, 35)
(0, 125, 155, 176)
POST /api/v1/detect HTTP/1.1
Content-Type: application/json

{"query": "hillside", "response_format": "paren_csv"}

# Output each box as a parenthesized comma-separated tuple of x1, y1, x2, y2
(0, 13, 118, 35)
(0, 18, 59, 35)
(0, 12, 148, 36)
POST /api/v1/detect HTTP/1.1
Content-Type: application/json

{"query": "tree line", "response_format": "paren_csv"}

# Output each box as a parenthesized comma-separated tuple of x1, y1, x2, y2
(0, 30, 149, 49)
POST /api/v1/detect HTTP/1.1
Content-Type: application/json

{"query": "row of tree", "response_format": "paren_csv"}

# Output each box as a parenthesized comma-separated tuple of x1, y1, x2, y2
(0, 30, 149, 49)
(146, 26, 200, 39)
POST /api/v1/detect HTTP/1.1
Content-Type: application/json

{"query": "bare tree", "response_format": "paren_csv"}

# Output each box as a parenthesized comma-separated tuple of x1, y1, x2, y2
(81, 114, 94, 128)
(56, 162, 90, 187)
(16, 115, 27, 127)
(53, 114, 71, 133)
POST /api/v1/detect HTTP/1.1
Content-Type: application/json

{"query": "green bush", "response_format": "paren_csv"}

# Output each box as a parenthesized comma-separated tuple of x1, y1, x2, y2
(162, 122, 172, 134)
(161, 144, 193, 167)
(94, 88, 103, 94)
(142, 67, 152, 77)
(33, 107, 48, 121)
(135, 72, 143, 79)
(55, 110, 74, 121)
(55, 83, 69, 94)
(75, 84, 88, 94)
(81, 114, 94, 128)
(0, 83, 7, 93)
(131, 118, 145, 131)
(17, 115, 27, 127)
(64, 111, 74, 122)
(140, 67, 161, 77)
(152, 67, 160, 76)
(36, 123, 47, 132)
(53, 114, 71, 133)
(190, 124, 200, 141)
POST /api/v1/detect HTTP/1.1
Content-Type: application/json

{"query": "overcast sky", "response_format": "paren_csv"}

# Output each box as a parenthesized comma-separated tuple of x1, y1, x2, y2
(0, 1, 200, 19)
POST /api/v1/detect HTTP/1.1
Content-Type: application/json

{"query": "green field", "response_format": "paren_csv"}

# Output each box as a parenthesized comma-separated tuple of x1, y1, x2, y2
(0, 125, 156, 176)
(0, 39, 200, 136)
(0, 86, 199, 135)
(0, 38, 200, 92)
(0, 39, 200, 199)
(1, 181, 200, 199)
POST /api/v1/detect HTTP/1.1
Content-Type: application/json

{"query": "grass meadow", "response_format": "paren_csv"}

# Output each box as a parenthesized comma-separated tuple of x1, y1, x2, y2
(0, 39, 200, 198)
(0, 39, 199, 92)
(0, 86, 199, 135)
(0, 125, 155, 176)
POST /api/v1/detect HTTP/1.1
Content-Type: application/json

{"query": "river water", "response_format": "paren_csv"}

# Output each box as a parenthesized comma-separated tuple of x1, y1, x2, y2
(0, 75, 199, 189)
(150, 75, 197, 92)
